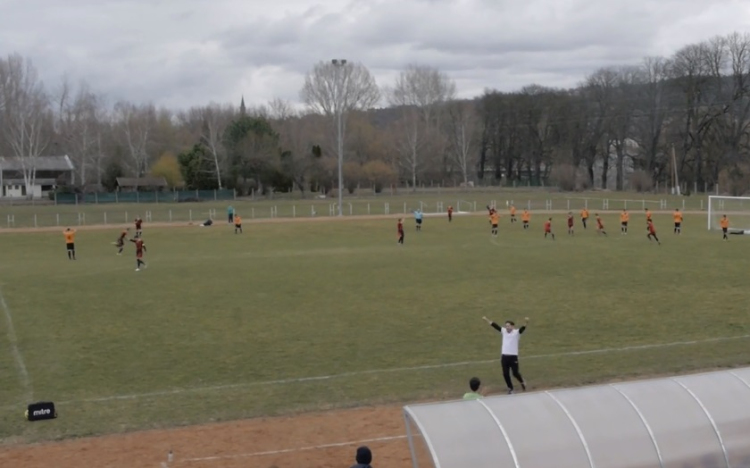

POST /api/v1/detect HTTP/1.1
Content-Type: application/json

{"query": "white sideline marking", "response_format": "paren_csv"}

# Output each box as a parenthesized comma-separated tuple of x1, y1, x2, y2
(51, 334, 750, 407)
(181, 435, 407, 462)
(0, 287, 32, 400)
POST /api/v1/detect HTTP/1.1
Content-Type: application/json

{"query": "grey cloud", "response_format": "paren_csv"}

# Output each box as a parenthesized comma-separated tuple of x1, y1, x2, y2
(1, 0, 749, 109)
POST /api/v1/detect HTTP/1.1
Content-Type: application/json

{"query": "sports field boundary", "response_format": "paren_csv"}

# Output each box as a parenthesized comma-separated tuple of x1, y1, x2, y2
(179, 434, 408, 463)
(0, 287, 32, 402)
(0, 210, 709, 234)
(32, 333, 747, 408)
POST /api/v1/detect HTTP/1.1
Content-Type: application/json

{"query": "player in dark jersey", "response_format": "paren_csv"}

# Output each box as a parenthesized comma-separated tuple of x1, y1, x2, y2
(134, 217, 143, 238)
(115, 228, 130, 255)
(130, 237, 147, 271)
(397, 218, 404, 245)
(567, 212, 574, 235)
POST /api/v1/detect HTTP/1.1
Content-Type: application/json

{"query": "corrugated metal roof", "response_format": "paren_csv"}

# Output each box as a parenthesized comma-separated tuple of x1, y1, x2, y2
(0, 155, 75, 171)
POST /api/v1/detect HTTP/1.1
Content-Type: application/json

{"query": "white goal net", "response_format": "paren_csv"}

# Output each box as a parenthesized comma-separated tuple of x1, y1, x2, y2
(707, 196, 750, 231)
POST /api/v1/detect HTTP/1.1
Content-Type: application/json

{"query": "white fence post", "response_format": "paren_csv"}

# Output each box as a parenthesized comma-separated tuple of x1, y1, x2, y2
(385, 203, 390, 215)
(349, 203, 353, 215)
(189, 209, 192, 222)
(104, 212, 107, 225)
(545, 200, 552, 211)
(34, 214, 37, 228)
(404, 202, 407, 213)
(56, 213, 60, 226)
(169, 210, 172, 222)
(311, 206, 316, 217)
(567, 200, 570, 210)
(251, 207, 255, 219)
(367, 203, 370, 215)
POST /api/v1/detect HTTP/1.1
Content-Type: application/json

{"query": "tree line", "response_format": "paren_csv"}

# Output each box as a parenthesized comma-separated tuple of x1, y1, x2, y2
(1, 31, 750, 197)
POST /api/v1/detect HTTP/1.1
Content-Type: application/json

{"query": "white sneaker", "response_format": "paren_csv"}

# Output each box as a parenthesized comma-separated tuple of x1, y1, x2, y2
(135, 268, 140, 272)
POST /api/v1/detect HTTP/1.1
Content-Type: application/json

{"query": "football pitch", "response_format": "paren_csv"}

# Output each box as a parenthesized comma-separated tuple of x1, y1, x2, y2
(1, 211, 750, 444)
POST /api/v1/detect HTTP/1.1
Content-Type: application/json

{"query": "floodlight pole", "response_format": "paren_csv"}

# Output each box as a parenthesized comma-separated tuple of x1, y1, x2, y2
(332, 58, 346, 216)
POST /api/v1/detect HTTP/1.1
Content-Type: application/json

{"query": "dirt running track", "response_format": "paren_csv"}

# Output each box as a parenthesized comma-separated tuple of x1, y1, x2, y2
(0, 406, 415, 468)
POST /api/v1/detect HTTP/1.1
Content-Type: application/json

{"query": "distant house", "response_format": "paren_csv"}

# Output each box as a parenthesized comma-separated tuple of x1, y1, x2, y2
(116, 177, 168, 192)
(0, 155, 75, 198)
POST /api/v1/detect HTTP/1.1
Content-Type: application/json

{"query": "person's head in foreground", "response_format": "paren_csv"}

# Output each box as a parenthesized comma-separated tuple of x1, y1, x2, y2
(504, 320, 515, 332)
(352, 446, 372, 467)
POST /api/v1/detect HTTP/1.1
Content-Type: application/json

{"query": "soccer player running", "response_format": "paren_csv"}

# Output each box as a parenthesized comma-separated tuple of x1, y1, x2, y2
(521, 209, 530, 230)
(130, 237, 147, 271)
(483, 316, 528, 394)
(544, 218, 555, 240)
(509, 205, 517, 223)
(673, 209, 683, 234)
(115, 228, 130, 255)
(64, 228, 76, 260)
(645, 208, 653, 223)
(447, 205, 453, 222)
(567, 212, 574, 235)
(580, 208, 589, 229)
(134, 217, 143, 238)
(490, 210, 500, 236)
(620, 209, 629, 235)
(234, 214, 242, 234)
(721, 215, 730, 241)
(647, 219, 661, 245)
(397, 218, 404, 245)
(596, 214, 607, 236)
(414, 209, 423, 231)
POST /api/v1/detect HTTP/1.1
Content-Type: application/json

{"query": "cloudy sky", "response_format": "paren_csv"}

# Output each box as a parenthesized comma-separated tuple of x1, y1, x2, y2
(2, 0, 749, 110)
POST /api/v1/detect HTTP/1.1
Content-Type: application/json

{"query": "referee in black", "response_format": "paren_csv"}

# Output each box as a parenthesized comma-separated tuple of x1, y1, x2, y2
(483, 316, 528, 394)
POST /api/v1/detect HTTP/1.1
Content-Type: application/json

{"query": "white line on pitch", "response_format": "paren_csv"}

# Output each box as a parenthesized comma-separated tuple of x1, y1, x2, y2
(51, 334, 750, 406)
(0, 287, 32, 401)
(180, 434, 407, 463)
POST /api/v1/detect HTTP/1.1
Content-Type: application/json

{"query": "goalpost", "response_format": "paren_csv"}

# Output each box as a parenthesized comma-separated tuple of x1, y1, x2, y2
(707, 196, 750, 231)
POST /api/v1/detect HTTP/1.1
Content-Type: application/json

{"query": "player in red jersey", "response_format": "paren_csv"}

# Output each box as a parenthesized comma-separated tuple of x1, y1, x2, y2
(567, 212, 574, 235)
(448, 206, 453, 222)
(596, 214, 607, 236)
(134, 217, 143, 238)
(114, 228, 130, 255)
(544, 218, 555, 240)
(397, 218, 404, 245)
(130, 237, 147, 271)
(647, 220, 661, 245)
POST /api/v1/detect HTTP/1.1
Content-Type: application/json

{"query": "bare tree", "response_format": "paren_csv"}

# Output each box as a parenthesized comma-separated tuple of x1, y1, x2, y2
(113, 101, 156, 177)
(53, 78, 106, 186)
(179, 104, 233, 188)
(300, 60, 380, 212)
(445, 100, 478, 185)
(386, 64, 456, 189)
(631, 56, 671, 178)
(0, 54, 51, 198)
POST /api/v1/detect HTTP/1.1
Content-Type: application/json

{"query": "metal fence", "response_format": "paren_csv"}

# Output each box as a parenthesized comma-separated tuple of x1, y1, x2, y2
(54, 189, 236, 205)
(1, 196, 709, 229)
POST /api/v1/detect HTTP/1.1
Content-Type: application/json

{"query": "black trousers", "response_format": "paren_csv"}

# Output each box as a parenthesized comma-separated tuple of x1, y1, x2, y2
(501, 354, 523, 389)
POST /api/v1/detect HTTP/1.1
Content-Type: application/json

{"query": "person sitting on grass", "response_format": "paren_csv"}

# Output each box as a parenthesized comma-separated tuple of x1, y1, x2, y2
(463, 377, 485, 400)
(350, 446, 373, 468)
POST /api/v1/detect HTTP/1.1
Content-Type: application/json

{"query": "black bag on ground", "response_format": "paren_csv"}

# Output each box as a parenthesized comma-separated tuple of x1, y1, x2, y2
(26, 401, 57, 421)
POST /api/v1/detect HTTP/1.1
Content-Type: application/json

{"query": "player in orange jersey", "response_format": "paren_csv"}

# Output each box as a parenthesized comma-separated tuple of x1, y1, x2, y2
(509, 205, 517, 223)
(490, 211, 500, 236)
(64, 228, 76, 260)
(521, 209, 530, 230)
(720, 215, 729, 241)
(580, 208, 589, 229)
(673, 209, 683, 234)
(620, 210, 629, 235)
(234, 214, 242, 234)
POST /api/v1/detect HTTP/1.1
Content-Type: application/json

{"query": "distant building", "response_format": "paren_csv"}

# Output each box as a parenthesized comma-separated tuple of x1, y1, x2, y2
(0, 155, 75, 198)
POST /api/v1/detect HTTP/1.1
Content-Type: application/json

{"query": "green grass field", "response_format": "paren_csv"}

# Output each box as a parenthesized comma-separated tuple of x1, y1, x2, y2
(1, 211, 750, 445)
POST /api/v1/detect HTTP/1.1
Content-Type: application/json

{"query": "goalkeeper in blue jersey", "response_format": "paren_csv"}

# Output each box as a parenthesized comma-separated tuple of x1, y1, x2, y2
(414, 209, 423, 231)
